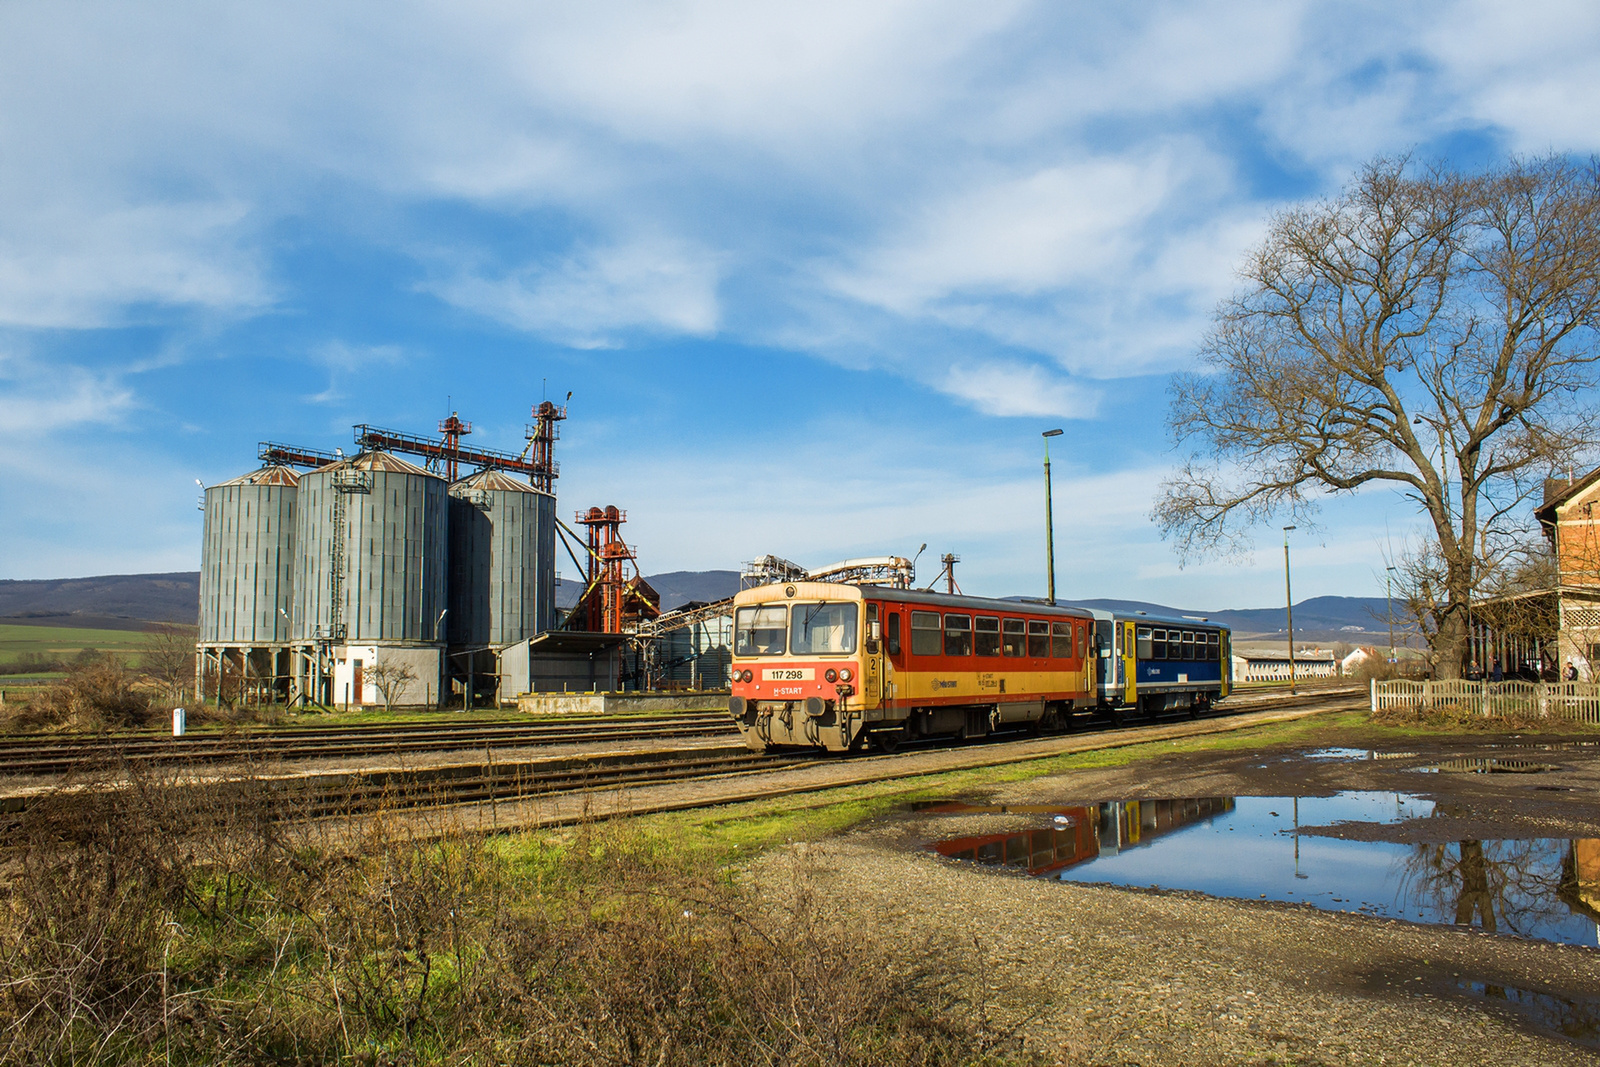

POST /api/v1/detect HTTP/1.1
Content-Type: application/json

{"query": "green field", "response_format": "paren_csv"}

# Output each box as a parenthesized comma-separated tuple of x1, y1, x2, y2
(0, 622, 164, 670)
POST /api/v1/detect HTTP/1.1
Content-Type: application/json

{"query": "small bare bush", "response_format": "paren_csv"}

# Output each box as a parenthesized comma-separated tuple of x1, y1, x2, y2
(13, 654, 151, 731)
(0, 773, 1027, 1066)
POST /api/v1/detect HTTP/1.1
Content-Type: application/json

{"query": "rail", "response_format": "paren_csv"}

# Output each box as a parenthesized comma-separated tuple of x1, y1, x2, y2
(1370, 679, 1600, 724)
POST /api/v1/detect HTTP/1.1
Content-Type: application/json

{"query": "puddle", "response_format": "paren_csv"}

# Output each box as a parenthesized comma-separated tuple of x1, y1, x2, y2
(1415, 758, 1556, 774)
(1456, 980, 1600, 1049)
(1304, 747, 1373, 761)
(926, 793, 1600, 947)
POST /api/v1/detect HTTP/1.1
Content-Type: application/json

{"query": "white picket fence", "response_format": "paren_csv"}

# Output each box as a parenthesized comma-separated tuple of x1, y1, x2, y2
(1371, 679, 1600, 724)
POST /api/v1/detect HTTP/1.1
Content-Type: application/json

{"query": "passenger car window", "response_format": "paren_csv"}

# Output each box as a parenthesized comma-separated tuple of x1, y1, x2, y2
(1051, 621, 1072, 658)
(1136, 626, 1152, 660)
(943, 614, 972, 656)
(910, 611, 941, 656)
(1182, 631, 1195, 660)
(1002, 619, 1025, 657)
(974, 616, 1000, 657)
(887, 611, 901, 656)
(1027, 620, 1050, 658)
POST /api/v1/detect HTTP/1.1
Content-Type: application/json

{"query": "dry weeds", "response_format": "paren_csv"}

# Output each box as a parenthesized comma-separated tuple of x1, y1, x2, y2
(0, 764, 1032, 1066)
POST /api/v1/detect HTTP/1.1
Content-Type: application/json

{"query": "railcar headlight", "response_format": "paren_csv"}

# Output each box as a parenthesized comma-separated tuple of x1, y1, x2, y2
(839, 668, 853, 682)
(742, 669, 755, 683)
(825, 668, 838, 683)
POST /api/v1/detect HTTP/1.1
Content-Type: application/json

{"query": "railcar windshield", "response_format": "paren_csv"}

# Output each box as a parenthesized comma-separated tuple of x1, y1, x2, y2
(790, 602, 858, 655)
(735, 605, 789, 656)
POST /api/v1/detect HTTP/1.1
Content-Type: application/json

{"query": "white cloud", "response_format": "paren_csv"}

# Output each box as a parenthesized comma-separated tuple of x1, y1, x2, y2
(826, 155, 1186, 314)
(430, 238, 722, 346)
(0, 351, 137, 433)
(941, 362, 1100, 418)
(0, 200, 270, 329)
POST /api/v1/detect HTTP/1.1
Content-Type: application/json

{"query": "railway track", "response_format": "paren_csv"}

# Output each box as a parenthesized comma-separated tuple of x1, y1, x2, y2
(0, 686, 1363, 778)
(0, 688, 1367, 832)
(0, 713, 738, 776)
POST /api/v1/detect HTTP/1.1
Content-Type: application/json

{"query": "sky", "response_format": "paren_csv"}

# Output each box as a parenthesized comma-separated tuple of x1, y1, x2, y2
(2, 0, 1599, 609)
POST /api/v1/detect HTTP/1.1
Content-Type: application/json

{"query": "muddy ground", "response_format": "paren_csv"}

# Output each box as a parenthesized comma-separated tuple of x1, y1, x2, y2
(760, 727, 1600, 1066)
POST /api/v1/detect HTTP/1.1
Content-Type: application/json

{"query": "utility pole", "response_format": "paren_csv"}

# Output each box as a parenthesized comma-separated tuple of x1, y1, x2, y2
(1284, 525, 1297, 695)
(1386, 565, 1397, 671)
(1043, 429, 1063, 604)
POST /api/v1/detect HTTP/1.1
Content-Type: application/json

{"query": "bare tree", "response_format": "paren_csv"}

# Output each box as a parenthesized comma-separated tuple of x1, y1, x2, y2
(140, 624, 195, 703)
(1156, 155, 1600, 677)
(366, 661, 417, 713)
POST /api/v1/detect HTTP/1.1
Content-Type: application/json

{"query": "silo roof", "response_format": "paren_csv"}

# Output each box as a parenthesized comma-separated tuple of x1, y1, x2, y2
(311, 450, 438, 478)
(451, 468, 543, 494)
(216, 464, 301, 487)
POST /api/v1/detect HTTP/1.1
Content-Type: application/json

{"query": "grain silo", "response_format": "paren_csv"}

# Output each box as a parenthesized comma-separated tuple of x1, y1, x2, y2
(197, 464, 299, 702)
(292, 450, 449, 644)
(448, 467, 557, 647)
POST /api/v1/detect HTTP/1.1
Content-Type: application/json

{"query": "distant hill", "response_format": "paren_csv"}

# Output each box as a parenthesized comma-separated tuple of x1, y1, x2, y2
(644, 570, 741, 611)
(3, 569, 1395, 642)
(0, 572, 199, 629)
(1060, 595, 1392, 638)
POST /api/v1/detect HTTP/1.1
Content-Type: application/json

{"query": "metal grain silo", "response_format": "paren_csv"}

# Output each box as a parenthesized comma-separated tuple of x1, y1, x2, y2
(448, 468, 556, 646)
(292, 451, 449, 644)
(199, 465, 299, 644)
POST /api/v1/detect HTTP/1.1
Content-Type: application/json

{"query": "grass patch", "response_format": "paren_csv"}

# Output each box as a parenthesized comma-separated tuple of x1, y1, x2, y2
(0, 623, 157, 670)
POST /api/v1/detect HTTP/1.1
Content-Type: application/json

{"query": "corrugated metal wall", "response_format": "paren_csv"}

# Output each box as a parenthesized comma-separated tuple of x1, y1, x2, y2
(199, 467, 298, 643)
(448, 470, 556, 646)
(292, 453, 449, 643)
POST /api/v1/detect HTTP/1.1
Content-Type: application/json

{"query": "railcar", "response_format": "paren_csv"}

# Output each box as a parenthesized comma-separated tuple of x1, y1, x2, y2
(726, 583, 1234, 753)
(727, 581, 1097, 752)
(1085, 609, 1232, 718)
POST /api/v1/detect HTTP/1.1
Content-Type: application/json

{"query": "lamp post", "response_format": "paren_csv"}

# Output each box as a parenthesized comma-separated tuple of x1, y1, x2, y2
(1283, 525, 1297, 695)
(1042, 429, 1063, 605)
(1385, 565, 1397, 671)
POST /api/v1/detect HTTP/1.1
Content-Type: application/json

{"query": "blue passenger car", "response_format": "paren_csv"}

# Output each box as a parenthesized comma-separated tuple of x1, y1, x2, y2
(1086, 609, 1231, 718)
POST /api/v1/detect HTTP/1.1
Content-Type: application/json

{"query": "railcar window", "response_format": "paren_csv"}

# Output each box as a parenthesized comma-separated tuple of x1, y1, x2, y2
(943, 614, 972, 656)
(911, 611, 942, 656)
(1207, 632, 1220, 658)
(734, 605, 788, 656)
(1136, 626, 1152, 660)
(790, 602, 859, 655)
(1180, 631, 1193, 660)
(974, 616, 1000, 656)
(1002, 619, 1025, 657)
(887, 612, 901, 656)
(1077, 624, 1086, 658)
(1150, 628, 1167, 659)
(1051, 621, 1072, 657)
(1027, 620, 1050, 658)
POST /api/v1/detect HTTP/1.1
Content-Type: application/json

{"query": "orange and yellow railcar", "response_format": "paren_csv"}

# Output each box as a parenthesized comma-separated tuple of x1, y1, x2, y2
(727, 581, 1097, 752)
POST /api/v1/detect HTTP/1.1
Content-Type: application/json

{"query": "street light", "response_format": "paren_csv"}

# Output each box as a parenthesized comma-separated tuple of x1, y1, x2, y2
(1386, 566, 1397, 669)
(1043, 429, 1064, 605)
(1283, 525, 1297, 695)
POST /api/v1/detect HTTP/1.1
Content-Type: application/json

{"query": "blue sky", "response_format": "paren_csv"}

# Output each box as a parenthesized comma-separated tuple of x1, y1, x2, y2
(3, 1, 1599, 609)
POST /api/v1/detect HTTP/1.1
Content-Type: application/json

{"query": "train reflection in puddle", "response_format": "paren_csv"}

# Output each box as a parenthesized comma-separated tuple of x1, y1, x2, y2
(924, 794, 1600, 948)
(925, 798, 1232, 876)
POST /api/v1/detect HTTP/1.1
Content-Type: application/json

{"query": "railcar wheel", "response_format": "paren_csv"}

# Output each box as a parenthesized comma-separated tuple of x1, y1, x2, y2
(869, 730, 903, 754)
